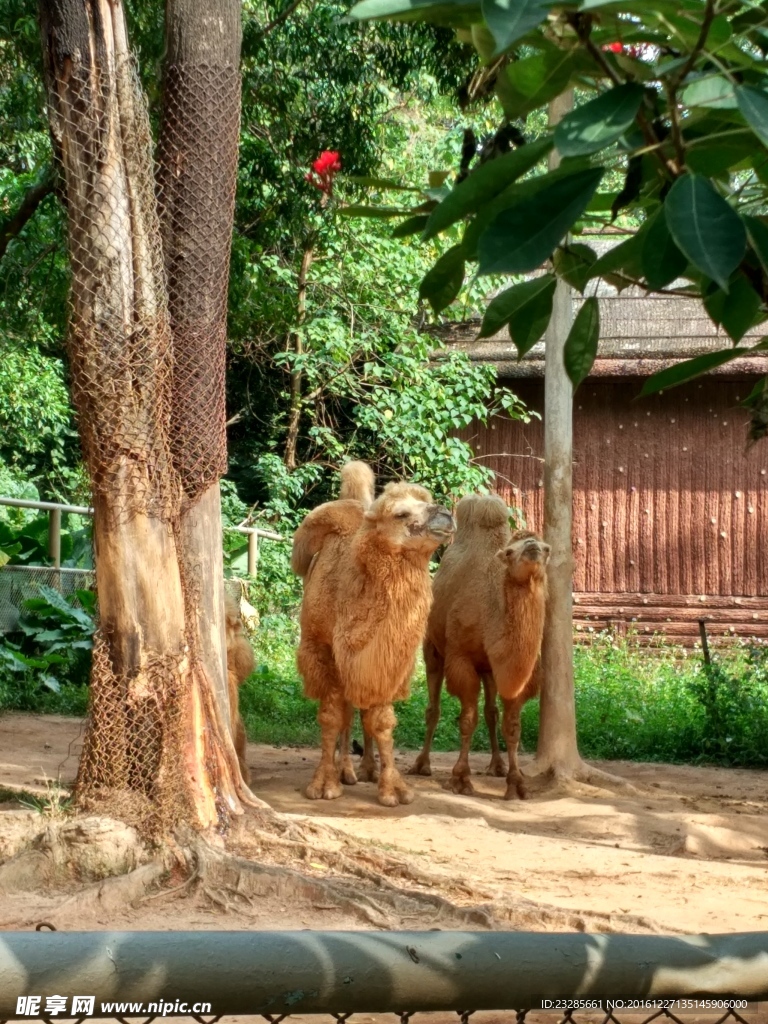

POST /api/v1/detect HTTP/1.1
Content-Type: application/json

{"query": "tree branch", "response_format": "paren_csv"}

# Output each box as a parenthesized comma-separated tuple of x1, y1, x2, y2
(670, 0, 717, 89)
(0, 167, 54, 262)
(258, 0, 310, 37)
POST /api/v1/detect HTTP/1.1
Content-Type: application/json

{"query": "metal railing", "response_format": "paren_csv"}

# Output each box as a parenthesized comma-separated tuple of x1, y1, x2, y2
(0, 930, 766, 1019)
(0, 496, 283, 630)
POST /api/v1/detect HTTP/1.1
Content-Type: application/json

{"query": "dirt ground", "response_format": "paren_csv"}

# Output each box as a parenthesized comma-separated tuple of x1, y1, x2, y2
(0, 712, 766, 939)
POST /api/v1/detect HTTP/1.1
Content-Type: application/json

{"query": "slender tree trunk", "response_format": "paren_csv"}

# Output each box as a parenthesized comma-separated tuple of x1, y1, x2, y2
(533, 91, 579, 777)
(284, 243, 314, 469)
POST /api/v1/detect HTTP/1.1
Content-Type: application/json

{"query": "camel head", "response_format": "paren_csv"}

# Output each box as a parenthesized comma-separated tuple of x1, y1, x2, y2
(497, 530, 550, 584)
(365, 482, 455, 554)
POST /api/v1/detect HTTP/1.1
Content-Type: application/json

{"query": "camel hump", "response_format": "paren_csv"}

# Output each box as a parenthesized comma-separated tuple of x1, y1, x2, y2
(340, 461, 375, 509)
(455, 493, 510, 535)
(291, 499, 365, 577)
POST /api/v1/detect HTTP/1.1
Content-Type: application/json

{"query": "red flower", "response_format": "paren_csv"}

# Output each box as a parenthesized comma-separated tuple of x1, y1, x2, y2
(306, 150, 342, 195)
(602, 41, 624, 52)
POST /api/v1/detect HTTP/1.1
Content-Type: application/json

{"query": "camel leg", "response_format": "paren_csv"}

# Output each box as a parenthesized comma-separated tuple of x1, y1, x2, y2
(357, 726, 379, 782)
(408, 639, 444, 777)
(228, 672, 250, 784)
(362, 703, 414, 808)
(445, 657, 481, 796)
(482, 674, 505, 777)
(501, 692, 528, 800)
(338, 704, 358, 785)
(306, 690, 347, 801)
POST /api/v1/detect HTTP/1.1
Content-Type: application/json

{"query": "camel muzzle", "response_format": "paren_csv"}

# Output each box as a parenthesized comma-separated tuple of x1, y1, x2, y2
(426, 507, 455, 539)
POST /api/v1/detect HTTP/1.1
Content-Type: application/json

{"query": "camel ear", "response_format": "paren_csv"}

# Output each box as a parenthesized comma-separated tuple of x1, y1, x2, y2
(495, 548, 508, 562)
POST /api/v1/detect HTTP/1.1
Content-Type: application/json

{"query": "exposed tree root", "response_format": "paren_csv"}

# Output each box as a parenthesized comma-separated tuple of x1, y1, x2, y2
(525, 757, 644, 798)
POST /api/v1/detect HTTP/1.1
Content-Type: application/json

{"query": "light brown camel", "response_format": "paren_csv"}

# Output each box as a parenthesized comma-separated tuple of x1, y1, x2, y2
(292, 462, 454, 806)
(408, 493, 549, 800)
(225, 590, 255, 784)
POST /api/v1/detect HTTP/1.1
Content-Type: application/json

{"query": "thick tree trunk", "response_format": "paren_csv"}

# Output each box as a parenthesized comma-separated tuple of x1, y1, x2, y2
(39, 0, 260, 828)
(157, 0, 258, 797)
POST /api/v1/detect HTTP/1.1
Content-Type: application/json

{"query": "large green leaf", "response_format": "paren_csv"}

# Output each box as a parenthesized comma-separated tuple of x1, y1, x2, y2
(663, 175, 746, 291)
(686, 134, 757, 177)
(553, 243, 597, 293)
(477, 167, 604, 275)
(682, 76, 737, 110)
(496, 47, 579, 120)
(392, 214, 430, 238)
(640, 342, 768, 396)
(419, 245, 465, 313)
(703, 274, 764, 344)
(422, 136, 553, 240)
(736, 85, 768, 147)
(480, 0, 552, 55)
(479, 275, 556, 355)
(743, 214, 768, 274)
(349, 0, 479, 24)
(641, 209, 688, 290)
(563, 297, 600, 389)
(554, 84, 646, 157)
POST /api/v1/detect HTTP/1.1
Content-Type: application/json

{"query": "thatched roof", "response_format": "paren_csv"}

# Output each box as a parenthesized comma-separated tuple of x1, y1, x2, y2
(430, 238, 768, 381)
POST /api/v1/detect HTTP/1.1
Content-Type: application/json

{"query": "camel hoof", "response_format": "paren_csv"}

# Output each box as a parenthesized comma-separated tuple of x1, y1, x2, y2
(378, 784, 414, 807)
(447, 775, 474, 796)
(407, 760, 432, 777)
(357, 765, 379, 783)
(485, 759, 506, 777)
(503, 779, 527, 801)
(305, 778, 343, 801)
(340, 767, 358, 786)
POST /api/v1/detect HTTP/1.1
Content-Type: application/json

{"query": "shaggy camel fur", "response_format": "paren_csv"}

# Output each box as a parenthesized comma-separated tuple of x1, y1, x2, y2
(292, 461, 454, 806)
(408, 494, 549, 800)
(225, 591, 255, 784)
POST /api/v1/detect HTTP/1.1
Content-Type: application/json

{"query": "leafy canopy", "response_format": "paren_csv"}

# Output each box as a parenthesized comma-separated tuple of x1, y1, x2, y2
(347, 0, 768, 444)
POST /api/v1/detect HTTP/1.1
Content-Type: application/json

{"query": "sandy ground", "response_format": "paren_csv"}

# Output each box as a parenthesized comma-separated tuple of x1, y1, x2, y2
(0, 713, 766, 940)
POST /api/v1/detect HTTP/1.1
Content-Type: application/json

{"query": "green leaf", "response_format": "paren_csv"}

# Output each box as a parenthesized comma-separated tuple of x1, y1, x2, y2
(553, 243, 597, 293)
(563, 297, 600, 388)
(0, 550, 10, 569)
(348, 0, 479, 25)
(480, 0, 552, 55)
(419, 245, 466, 313)
(422, 136, 553, 240)
(743, 214, 768, 275)
(479, 274, 556, 347)
(496, 47, 578, 119)
(682, 76, 737, 110)
(346, 175, 422, 192)
(392, 215, 430, 238)
(736, 86, 768, 147)
(40, 674, 61, 693)
(641, 210, 688, 290)
(663, 175, 746, 291)
(687, 135, 757, 177)
(640, 343, 768, 396)
(554, 84, 646, 157)
(477, 167, 604, 275)
(703, 274, 763, 344)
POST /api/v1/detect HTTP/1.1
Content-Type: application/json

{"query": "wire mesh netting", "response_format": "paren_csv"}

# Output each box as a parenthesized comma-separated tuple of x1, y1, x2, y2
(0, 566, 95, 632)
(157, 64, 240, 503)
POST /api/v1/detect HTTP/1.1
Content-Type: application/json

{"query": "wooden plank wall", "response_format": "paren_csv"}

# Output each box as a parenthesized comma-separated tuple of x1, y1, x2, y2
(462, 378, 768, 645)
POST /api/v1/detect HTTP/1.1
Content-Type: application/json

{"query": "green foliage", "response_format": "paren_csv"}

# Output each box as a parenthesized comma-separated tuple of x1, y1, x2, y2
(0, 585, 95, 710)
(563, 296, 600, 388)
(0, 512, 92, 570)
(348, 0, 768, 424)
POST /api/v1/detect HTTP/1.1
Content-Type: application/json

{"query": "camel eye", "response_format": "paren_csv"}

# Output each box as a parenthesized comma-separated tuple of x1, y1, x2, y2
(395, 511, 410, 519)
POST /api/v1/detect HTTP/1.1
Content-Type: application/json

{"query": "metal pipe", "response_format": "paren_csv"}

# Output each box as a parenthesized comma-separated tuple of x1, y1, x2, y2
(248, 531, 259, 576)
(0, 497, 93, 515)
(0, 565, 92, 575)
(227, 524, 283, 540)
(0, 931, 766, 1016)
(48, 508, 62, 570)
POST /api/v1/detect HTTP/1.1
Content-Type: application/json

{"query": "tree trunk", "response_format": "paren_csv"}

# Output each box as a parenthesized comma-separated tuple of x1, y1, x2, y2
(39, 0, 261, 830)
(156, 0, 246, 791)
(284, 243, 314, 469)
(534, 91, 582, 776)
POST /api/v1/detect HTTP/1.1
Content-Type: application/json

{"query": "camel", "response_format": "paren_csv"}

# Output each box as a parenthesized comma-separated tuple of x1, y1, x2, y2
(408, 493, 549, 800)
(292, 461, 454, 807)
(224, 591, 255, 784)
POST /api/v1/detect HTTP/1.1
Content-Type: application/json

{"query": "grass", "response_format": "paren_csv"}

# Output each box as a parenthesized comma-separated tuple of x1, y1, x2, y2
(241, 615, 768, 768)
